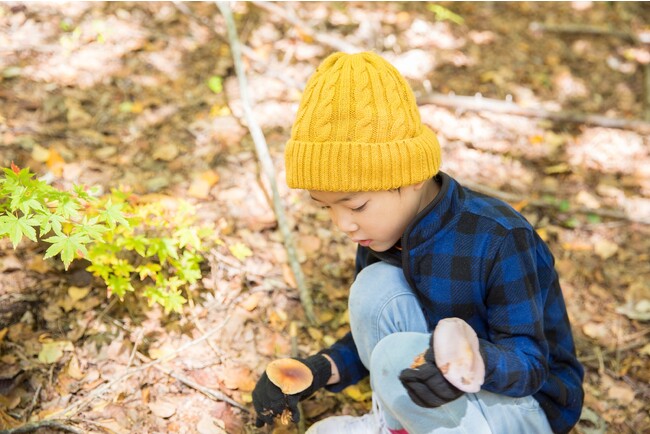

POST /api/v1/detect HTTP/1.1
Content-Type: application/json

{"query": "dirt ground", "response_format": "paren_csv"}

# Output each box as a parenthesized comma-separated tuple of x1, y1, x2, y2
(1, 2, 649, 433)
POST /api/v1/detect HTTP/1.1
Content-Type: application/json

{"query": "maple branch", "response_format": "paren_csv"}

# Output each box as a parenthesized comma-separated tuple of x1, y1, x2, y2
(216, 1, 317, 324)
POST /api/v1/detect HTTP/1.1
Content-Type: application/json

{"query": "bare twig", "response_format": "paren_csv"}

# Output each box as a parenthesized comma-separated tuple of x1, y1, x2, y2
(43, 316, 232, 421)
(252, 1, 361, 53)
(529, 22, 643, 44)
(216, 1, 317, 324)
(417, 93, 650, 133)
(458, 178, 650, 226)
(135, 352, 248, 412)
(0, 420, 85, 434)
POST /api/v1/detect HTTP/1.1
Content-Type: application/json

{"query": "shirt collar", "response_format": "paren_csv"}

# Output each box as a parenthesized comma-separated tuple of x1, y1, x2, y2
(401, 172, 464, 250)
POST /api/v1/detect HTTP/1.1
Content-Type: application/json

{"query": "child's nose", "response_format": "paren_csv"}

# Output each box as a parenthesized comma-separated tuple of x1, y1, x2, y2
(332, 210, 359, 233)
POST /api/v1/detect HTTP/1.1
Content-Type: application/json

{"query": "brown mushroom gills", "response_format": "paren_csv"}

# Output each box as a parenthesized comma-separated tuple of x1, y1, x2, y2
(433, 317, 485, 393)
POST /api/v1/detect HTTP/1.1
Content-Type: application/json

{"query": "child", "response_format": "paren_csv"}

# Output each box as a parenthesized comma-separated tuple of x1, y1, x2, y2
(252, 52, 584, 434)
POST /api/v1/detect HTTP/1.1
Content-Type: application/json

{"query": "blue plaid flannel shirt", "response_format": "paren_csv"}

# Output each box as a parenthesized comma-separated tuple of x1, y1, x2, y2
(322, 172, 584, 434)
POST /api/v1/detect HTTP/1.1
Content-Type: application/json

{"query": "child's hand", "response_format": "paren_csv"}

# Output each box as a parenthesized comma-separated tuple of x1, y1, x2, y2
(252, 354, 332, 427)
(398, 344, 464, 408)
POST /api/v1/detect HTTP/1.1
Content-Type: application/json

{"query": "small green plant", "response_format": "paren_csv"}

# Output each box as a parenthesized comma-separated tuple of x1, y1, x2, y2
(427, 4, 464, 25)
(0, 163, 216, 313)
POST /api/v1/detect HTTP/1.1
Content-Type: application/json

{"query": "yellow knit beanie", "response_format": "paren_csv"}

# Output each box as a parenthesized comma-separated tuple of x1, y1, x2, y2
(285, 51, 441, 192)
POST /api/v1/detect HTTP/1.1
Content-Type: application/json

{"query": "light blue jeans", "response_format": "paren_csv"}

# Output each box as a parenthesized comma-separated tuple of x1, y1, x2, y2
(349, 262, 553, 434)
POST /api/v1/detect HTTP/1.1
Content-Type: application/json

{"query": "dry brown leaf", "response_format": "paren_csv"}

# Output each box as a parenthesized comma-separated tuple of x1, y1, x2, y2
(240, 292, 263, 312)
(197, 414, 227, 434)
(594, 239, 619, 260)
(282, 263, 297, 289)
(222, 365, 256, 392)
(607, 383, 635, 405)
(68, 286, 90, 301)
(148, 400, 177, 419)
(67, 355, 85, 380)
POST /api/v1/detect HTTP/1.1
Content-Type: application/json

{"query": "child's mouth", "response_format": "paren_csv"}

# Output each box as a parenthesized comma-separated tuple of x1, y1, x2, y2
(358, 239, 372, 247)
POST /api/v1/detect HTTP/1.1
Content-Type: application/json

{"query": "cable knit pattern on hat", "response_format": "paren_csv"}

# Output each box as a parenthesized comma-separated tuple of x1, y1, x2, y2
(285, 51, 441, 192)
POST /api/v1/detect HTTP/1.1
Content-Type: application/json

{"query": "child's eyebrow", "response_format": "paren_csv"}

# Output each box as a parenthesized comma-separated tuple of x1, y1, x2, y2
(309, 193, 360, 204)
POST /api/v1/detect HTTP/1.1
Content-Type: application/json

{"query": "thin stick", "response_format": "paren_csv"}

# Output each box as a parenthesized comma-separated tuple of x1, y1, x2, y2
(252, 1, 361, 53)
(0, 420, 85, 434)
(417, 93, 650, 133)
(135, 353, 248, 412)
(43, 315, 232, 420)
(458, 178, 650, 226)
(529, 22, 641, 44)
(216, 1, 317, 324)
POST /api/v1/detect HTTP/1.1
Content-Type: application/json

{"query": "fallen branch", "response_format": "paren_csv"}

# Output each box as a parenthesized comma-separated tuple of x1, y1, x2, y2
(459, 178, 650, 226)
(216, 1, 317, 324)
(252, 1, 362, 53)
(0, 420, 85, 434)
(417, 93, 650, 133)
(42, 315, 232, 421)
(529, 22, 644, 44)
(135, 353, 248, 412)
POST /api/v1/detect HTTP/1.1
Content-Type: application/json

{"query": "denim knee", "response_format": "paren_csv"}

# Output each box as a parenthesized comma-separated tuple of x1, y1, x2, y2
(349, 262, 407, 324)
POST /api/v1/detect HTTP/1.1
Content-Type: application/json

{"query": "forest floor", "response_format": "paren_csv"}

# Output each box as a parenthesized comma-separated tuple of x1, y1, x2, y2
(1, 2, 649, 433)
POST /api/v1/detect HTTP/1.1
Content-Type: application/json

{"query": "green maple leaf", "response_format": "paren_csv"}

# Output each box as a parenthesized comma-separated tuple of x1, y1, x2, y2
(36, 212, 66, 236)
(0, 213, 39, 247)
(100, 199, 129, 229)
(106, 274, 134, 299)
(121, 234, 148, 256)
(229, 242, 252, 261)
(162, 288, 186, 314)
(56, 197, 80, 220)
(78, 216, 108, 241)
(136, 262, 162, 281)
(43, 232, 90, 269)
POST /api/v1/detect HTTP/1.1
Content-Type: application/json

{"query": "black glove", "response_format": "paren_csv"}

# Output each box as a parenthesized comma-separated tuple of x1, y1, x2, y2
(253, 354, 332, 427)
(398, 339, 463, 408)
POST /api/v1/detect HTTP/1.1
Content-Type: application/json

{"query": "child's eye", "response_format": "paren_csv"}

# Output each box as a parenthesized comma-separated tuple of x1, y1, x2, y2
(352, 202, 367, 212)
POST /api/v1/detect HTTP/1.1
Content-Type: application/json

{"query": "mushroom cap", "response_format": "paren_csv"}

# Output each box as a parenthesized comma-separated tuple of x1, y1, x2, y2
(433, 317, 485, 393)
(266, 358, 314, 394)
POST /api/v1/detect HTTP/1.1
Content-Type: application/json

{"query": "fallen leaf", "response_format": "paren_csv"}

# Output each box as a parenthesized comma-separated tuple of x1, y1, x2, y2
(607, 383, 635, 405)
(582, 322, 608, 340)
(67, 355, 85, 380)
(240, 292, 263, 311)
(68, 286, 90, 301)
(38, 340, 74, 364)
(342, 384, 372, 402)
(148, 400, 177, 418)
(0, 328, 7, 342)
(46, 148, 65, 177)
(152, 143, 179, 161)
(197, 414, 227, 434)
(594, 239, 618, 260)
(31, 144, 50, 162)
(282, 263, 297, 289)
(222, 365, 256, 392)
(229, 242, 253, 261)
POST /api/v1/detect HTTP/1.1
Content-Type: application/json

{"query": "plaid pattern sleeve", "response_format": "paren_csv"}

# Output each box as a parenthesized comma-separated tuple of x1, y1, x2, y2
(402, 173, 583, 434)
(321, 331, 369, 393)
(479, 228, 550, 396)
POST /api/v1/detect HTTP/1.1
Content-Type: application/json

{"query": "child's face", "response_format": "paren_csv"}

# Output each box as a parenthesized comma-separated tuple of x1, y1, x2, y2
(309, 181, 434, 252)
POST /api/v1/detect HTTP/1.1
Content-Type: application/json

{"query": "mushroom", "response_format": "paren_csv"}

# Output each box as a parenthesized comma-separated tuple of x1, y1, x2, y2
(433, 317, 485, 393)
(265, 358, 313, 424)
